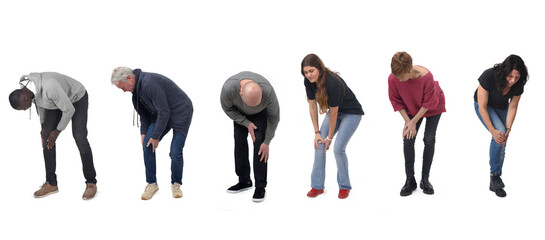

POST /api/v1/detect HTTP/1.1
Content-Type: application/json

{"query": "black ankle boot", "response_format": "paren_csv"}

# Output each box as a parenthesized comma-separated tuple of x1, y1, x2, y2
(400, 176, 417, 196)
(420, 177, 434, 195)
(489, 175, 506, 197)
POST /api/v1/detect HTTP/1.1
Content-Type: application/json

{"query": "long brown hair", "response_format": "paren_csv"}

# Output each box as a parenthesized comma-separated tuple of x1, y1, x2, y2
(301, 53, 342, 114)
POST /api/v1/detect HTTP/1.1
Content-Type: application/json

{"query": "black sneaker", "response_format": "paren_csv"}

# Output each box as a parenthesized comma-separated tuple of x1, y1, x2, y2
(252, 187, 266, 202)
(400, 176, 417, 196)
(489, 175, 507, 197)
(420, 178, 435, 195)
(227, 181, 252, 193)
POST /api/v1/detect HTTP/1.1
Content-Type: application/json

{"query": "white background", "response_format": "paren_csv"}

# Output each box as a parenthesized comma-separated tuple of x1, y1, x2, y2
(1, 0, 543, 239)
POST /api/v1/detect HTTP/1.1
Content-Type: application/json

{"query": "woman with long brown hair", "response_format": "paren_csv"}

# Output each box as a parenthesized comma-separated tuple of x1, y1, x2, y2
(301, 53, 364, 199)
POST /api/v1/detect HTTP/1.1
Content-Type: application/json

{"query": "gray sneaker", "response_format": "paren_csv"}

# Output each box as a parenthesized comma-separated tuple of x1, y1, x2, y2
(141, 183, 158, 200)
(171, 182, 183, 198)
(34, 182, 59, 198)
(82, 183, 97, 200)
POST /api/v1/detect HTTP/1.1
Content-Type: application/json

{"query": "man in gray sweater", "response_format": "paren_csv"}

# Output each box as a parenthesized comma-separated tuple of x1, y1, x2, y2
(9, 72, 97, 200)
(221, 71, 280, 202)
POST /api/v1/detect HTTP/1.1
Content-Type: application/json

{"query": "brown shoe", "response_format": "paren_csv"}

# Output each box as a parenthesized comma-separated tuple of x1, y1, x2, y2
(34, 182, 59, 198)
(82, 183, 97, 200)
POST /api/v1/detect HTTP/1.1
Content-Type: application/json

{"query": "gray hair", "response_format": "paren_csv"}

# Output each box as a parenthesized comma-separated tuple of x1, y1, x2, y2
(111, 67, 134, 84)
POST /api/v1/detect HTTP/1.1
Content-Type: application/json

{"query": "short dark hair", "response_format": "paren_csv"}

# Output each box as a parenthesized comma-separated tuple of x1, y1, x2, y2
(9, 89, 22, 109)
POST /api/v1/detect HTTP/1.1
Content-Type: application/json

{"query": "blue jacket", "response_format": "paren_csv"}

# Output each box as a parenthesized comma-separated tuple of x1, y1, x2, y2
(132, 69, 193, 139)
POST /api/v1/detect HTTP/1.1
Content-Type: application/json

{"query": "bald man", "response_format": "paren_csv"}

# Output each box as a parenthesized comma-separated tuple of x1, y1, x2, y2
(220, 71, 280, 202)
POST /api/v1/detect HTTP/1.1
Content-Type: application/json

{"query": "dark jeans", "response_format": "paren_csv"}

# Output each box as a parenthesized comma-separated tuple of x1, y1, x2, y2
(403, 113, 441, 178)
(142, 122, 187, 184)
(42, 92, 96, 186)
(233, 110, 268, 188)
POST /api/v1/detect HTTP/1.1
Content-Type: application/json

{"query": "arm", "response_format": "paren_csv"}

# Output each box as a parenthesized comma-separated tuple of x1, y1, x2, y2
(308, 99, 322, 150)
(503, 95, 521, 145)
(323, 106, 339, 153)
(477, 84, 505, 144)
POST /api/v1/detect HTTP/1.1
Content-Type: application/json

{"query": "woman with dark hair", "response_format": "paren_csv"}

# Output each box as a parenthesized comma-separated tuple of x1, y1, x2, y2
(301, 53, 364, 199)
(388, 52, 446, 196)
(474, 54, 528, 197)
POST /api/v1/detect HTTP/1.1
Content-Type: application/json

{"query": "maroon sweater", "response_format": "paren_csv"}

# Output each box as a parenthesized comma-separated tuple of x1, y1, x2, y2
(388, 67, 446, 117)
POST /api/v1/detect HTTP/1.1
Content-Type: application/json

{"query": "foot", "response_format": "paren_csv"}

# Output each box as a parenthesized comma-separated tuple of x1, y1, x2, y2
(338, 189, 350, 199)
(171, 182, 183, 198)
(307, 188, 325, 198)
(82, 183, 97, 200)
(400, 176, 417, 196)
(34, 182, 59, 198)
(141, 183, 159, 200)
(490, 175, 507, 197)
(252, 187, 266, 202)
(420, 178, 434, 195)
(227, 181, 253, 193)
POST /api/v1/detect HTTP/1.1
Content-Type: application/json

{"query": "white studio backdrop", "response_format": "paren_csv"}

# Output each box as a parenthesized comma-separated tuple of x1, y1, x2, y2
(1, 0, 543, 239)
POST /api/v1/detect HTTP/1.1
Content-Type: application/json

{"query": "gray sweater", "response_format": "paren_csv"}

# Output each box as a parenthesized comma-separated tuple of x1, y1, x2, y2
(25, 72, 86, 131)
(220, 71, 280, 145)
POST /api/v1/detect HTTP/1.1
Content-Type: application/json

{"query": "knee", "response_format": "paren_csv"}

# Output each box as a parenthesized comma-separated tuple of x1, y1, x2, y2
(423, 136, 436, 145)
(403, 138, 416, 146)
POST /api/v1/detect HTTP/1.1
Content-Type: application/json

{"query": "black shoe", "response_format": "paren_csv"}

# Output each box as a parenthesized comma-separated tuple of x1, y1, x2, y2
(227, 181, 252, 193)
(489, 175, 507, 197)
(252, 187, 266, 202)
(400, 176, 417, 196)
(420, 178, 434, 195)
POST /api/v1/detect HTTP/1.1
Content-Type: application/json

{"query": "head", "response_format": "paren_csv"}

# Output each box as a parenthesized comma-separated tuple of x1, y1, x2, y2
(240, 80, 262, 107)
(301, 53, 334, 114)
(9, 87, 34, 110)
(301, 53, 326, 83)
(494, 54, 528, 91)
(111, 67, 136, 93)
(391, 51, 413, 81)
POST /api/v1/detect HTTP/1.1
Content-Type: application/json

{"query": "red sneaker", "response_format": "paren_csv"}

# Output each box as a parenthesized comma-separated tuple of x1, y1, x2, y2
(338, 189, 350, 199)
(307, 188, 324, 198)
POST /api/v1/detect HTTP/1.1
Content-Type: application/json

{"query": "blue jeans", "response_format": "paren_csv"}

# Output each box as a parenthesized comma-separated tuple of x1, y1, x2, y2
(311, 112, 362, 190)
(143, 123, 187, 184)
(474, 102, 507, 175)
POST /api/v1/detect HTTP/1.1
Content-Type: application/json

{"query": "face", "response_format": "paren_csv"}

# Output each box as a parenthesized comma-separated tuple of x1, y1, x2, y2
(115, 76, 135, 93)
(506, 69, 521, 88)
(303, 66, 320, 83)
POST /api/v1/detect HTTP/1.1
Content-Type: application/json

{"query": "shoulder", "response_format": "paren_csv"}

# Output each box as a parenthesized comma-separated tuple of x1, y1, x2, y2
(479, 68, 495, 80)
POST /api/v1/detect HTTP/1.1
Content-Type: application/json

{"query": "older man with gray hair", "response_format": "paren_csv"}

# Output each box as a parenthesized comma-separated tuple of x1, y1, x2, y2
(221, 71, 280, 202)
(112, 67, 193, 200)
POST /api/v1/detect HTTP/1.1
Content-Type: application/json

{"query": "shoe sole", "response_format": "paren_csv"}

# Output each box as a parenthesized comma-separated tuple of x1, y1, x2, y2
(34, 189, 59, 198)
(489, 186, 507, 197)
(400, 186, 417, 197)
(227, 186, 252, 194)
(252, 195, 266, 203)
(307, 192, 324, 198)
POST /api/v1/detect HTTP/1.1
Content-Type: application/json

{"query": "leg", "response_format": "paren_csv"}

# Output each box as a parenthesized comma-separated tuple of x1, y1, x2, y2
(42, 109, 62, 186)
(311, 114, 330, 190)
(402, 116, 424, 177)
(333, 113, 361, 190)
(249, 110, 268, 188)
(421, 113, 442, 178)
(234, 121, 251, 184)
(71, 93, 97, 184)
(143, 123, 158, 183)
(170, 131, 187, 185)
(474, 102, 507, 175)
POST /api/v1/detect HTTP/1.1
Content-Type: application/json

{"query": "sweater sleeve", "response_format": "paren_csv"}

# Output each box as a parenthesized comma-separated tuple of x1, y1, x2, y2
(264, 88, 280, 145)
(220, 83, 250, 127)
(388, 75, 406, 112)
(46, 81, 75, 131)
(147, 84, 171, 139)
(421, 76, 440, 110)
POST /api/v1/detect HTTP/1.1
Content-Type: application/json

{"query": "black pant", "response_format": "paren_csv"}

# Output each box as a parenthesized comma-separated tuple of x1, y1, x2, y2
(41, 92, 96, 186)
(233, 110, 268, 188)
(403, 113, 441, 178)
